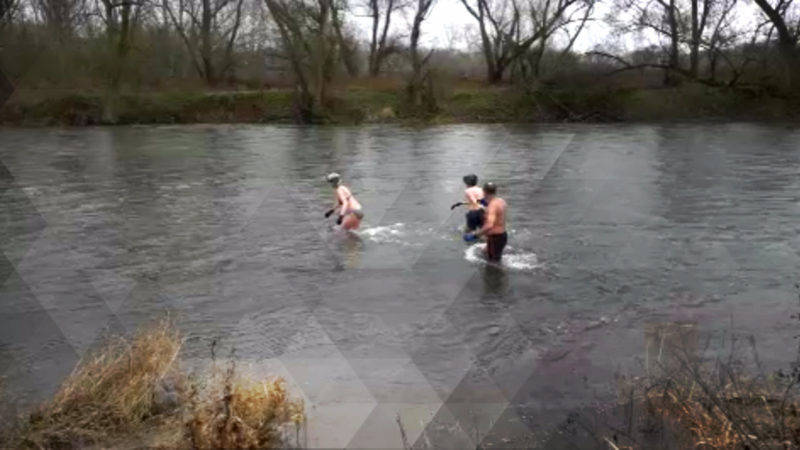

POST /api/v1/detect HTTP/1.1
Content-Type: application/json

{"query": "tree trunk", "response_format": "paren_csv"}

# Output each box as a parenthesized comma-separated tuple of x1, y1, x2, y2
(368, 0, 380, 76)
(407, 0, 435, 111)
(408, 16, 423, 107)
(690, 0, 699, 77)
(103, 0, 132, 123)
(487, 66, 502, 83)
(461, 0, 505, 84)
(332, 5, 359, 77)
(201, 0, 215, 85)
(665, 0, 680, 85)
(311, 0, 331, 115)
(752, 0, 799, 88)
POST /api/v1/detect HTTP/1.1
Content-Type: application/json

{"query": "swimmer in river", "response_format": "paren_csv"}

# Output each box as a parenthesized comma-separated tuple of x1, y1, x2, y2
(466, 182, 507, 262)
(450, 174, 486, 233)
(324, 172, 364, 231)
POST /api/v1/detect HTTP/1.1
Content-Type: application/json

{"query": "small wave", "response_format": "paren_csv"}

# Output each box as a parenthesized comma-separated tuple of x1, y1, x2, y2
(358, 223, 407, 244)
(464, 243, 540, 271)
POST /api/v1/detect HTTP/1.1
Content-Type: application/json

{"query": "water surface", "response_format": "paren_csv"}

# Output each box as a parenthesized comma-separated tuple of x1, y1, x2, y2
(1, 124, 799, 447)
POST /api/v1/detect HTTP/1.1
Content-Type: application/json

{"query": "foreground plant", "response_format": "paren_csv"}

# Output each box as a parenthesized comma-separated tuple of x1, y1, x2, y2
(11, 320, 181, 448)
(3, 319, 304, 449)
(610, 325, 800, 450)
(186, 359, 304, 449)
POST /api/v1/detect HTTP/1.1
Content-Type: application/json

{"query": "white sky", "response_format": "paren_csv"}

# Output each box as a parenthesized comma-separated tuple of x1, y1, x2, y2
(351, 0, 617, 52)
(350, 0, 762, 53)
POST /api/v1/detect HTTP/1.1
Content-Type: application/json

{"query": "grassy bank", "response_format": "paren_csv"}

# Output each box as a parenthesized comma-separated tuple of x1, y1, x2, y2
(0, 320, 304, 449)
(604, 324, 800, 450)
(3, 82, 800, 126)
(3, 316, 800, 448)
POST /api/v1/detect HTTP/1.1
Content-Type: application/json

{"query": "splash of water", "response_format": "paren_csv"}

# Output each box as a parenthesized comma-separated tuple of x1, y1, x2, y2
(464, 243, 540, 271)
(357, 223, 407, 244)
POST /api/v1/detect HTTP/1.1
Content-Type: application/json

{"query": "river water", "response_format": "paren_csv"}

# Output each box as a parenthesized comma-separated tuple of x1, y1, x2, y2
(1, 124, 799, 447)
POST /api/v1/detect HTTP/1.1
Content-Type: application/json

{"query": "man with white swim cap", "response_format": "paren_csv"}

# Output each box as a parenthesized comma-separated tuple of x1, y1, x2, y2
(324, 173, 364, 230)
(467, 182, 507, 262)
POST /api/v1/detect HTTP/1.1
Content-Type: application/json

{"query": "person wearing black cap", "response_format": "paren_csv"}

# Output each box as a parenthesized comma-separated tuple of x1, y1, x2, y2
(467, 182, 507, 262)
(450, 174, 487, 233)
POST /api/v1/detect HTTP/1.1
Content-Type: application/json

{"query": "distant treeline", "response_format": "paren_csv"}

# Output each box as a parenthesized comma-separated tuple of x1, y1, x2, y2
(0, 0, 798, 123)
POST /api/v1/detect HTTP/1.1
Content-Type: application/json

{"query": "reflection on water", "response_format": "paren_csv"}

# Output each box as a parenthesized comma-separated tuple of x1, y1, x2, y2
(334, 230, 364, 269)
(481, 264, 509, 297)
(644, 321, 698, 376)
(1, 124, 799, 447)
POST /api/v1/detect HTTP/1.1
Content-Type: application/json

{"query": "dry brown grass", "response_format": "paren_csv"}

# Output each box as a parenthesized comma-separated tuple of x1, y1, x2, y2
(185, 361, 304, 449)
(4, 320, 305, 450)
(613, 331, 800, 450)
(12, 320, 182, 449)
(640, 368, 800, 449)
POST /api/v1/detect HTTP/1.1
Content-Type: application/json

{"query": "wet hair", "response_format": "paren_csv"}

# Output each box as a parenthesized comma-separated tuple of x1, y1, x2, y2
(463, 174, 478, 187)
(483, 182, 497, 195)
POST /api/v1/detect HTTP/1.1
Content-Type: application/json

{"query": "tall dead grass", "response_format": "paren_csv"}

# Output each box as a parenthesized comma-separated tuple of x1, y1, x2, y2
(615, 350, 800, 449)
(609, 288, 800, 450)
(3, 320, 304, 449)
(186, 357, 304, 449)
(11, 320, 182, 449)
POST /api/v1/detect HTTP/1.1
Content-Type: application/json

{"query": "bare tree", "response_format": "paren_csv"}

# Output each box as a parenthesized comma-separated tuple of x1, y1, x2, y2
(688, 0, 711, 76)
(605, 0, 785, 86)
(163, 0, 246, 85)
(703, 0, 743, 83)
(752, 0, 799, 86)
(459, 0, 521, 83)
(331, 0, 360, 76)
(611, 0, 686, 82)
(462, 0, 592, 83)
(96, 0, 146, 121)
(265, 0, 338, 120)
(32, 0, 88, 35)
(366, 0, 403, 76)
(518, 0, 594, 79)
(407, 0, 435, 108)
(0, 0, 17, 26)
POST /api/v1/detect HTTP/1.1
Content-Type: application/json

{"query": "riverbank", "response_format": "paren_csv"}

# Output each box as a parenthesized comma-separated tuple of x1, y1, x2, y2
(0, 320, 304, 449)
(4, 319, 800, 449)
(2, 83, 799, 126)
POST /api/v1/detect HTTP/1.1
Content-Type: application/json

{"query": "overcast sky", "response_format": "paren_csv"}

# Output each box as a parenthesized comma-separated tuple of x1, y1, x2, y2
(350, 0, 761, 53)
(350, 0, 621, 53)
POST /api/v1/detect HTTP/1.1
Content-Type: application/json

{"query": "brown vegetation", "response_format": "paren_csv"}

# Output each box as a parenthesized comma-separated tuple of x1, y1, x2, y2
(606, 289, 800, 450)
(185, 363, 304, 449)
(1, 320, 304, 450)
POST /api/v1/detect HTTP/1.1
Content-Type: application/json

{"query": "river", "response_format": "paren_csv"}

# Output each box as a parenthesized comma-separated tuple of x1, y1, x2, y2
(1, 123, 799, 447)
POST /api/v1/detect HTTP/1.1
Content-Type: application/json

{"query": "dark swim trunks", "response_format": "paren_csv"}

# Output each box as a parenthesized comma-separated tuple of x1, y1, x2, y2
(486, 232, 508, 262)
(465, 209, 485, 231)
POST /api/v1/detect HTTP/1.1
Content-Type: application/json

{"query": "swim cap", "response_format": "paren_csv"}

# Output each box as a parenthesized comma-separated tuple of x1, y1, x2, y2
(483, 182, 497, 195)
(463, 174, 478, 187)
(326, 172, 340, 184)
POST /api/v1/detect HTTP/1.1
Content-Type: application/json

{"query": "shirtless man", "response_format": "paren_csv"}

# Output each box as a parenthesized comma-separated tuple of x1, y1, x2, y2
(324, 173, 364, 230)
(450, 174, 486, 232)
(469, 182, 507, 262)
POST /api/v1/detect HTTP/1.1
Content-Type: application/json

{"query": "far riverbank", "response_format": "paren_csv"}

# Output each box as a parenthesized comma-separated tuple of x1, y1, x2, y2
(2, 83, 799, 126)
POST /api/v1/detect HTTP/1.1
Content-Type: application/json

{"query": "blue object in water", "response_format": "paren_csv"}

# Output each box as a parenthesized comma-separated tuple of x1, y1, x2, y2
(463, 233, 478, 243)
